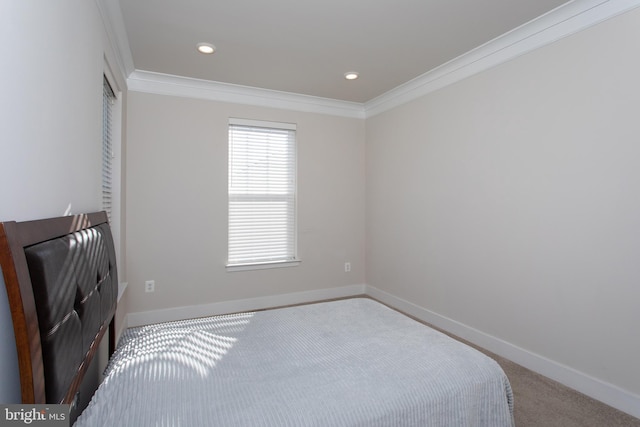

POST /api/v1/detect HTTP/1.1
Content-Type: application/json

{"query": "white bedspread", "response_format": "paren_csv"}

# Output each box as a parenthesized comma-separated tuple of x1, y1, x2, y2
(75, 298, 514, 426)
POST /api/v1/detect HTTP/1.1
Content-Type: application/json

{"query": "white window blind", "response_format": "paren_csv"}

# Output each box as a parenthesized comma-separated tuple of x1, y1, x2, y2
(102, 76, 115, 222)
(228, 119, 298, 267)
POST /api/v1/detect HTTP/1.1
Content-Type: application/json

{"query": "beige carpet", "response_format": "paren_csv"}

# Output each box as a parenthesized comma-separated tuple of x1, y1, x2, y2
(441, 333, 640, 427)
(493, 353, 640, 427)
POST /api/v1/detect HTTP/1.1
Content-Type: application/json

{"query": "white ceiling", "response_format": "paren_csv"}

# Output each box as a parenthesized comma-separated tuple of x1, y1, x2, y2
(118, 0, 572, 103)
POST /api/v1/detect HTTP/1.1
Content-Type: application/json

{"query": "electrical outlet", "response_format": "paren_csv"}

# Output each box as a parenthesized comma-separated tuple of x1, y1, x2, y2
(344, 262, 351, 273)
(145, 280, 155, 293)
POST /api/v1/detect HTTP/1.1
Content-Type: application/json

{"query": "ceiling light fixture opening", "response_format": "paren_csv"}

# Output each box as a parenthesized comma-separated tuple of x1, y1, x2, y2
(197, 43, 216, 54)
(344, 72, 359, 80)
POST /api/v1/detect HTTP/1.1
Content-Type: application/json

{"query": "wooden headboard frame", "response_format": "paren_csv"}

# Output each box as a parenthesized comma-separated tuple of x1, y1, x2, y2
(0, 211, 117, 408)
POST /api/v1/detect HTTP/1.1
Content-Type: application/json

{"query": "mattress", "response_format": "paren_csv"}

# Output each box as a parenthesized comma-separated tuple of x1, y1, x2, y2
(75, 298, 514, 426)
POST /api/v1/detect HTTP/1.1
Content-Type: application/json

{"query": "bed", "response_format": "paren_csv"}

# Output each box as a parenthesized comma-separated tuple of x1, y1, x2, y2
(1, 212, 514, 426)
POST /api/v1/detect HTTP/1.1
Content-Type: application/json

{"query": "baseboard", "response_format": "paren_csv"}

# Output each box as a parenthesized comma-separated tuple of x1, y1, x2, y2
(365, 284, 640, 419)
(122, 282, 640, 418)
(126, 284, 366, 328)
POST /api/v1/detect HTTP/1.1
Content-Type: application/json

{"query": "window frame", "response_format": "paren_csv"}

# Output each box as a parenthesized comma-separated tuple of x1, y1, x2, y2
(226, 118, 300, 272)
(102, 75, 116, 222)
(101, 66, 123, 279)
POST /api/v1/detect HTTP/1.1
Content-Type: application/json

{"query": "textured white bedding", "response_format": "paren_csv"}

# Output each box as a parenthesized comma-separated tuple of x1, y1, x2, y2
(75, 298, 514, 426)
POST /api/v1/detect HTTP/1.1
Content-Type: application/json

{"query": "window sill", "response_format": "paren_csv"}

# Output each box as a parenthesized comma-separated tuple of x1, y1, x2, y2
(226, 260, 301, 272)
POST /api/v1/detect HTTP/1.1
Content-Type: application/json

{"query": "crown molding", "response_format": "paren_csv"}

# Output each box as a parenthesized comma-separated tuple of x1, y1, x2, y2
(128, 70, 366, 119)
(364, 0, 640, 118)
(94, 0, 135, 82)
(103, 0, 640, 119)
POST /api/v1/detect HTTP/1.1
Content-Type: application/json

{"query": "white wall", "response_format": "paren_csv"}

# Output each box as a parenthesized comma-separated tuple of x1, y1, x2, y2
(366, 6, 640, 401)
(0, 0, 125, 403)
(125, 91, 366, 315)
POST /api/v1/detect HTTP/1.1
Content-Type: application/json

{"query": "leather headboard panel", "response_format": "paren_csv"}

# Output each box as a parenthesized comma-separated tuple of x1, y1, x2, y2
(24, 223, 118, 403)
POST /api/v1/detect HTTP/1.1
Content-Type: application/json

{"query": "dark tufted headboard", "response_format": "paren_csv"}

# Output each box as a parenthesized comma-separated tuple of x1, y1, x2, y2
(0, 212, 117, 421)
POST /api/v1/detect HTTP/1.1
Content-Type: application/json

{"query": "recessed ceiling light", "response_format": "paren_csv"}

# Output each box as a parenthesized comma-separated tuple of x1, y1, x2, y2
(344, 72, 359, 80)
(197, 42, 216, 54)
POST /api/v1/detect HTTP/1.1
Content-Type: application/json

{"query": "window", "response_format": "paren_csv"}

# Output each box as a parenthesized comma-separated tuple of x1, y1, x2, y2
(102, 75, 116, 222)
(227, 118, 298, 270)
